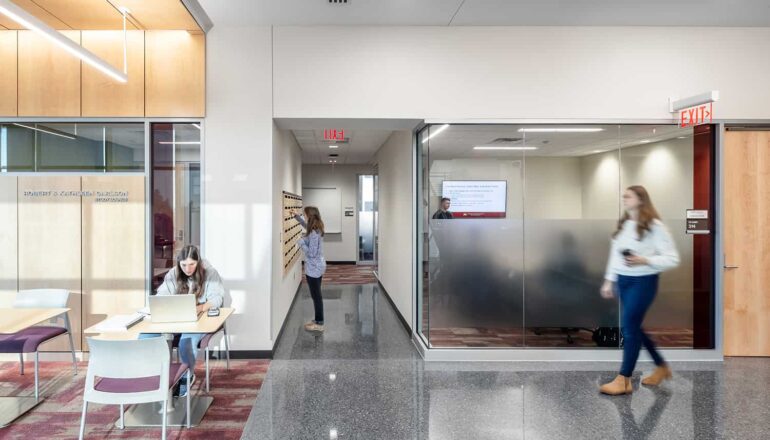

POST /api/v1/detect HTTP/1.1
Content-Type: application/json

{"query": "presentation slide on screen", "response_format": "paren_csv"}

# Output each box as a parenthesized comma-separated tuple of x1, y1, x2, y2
(442, 180, 507, 218)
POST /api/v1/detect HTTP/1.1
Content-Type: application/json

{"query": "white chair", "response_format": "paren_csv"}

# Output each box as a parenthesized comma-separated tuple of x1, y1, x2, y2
(0, 289, 77, 400)
(79, 337, 191, 440)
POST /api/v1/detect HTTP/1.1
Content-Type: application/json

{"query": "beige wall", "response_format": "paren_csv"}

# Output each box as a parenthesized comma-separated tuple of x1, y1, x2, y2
(376, 131, 414, 328)
(0, 30, 205, 117)
(302, 164, 376, 262)
(272, 124, 304, 340)
(0, 176, 17, 305)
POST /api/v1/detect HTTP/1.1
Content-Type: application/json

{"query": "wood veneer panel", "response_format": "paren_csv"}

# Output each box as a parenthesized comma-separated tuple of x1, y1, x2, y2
(0, 0, 70, 30)
(17, 30, 81, 117)
(145, 31, 205, 117)
(81, 175, 146, 350)
(17, 176, 83, 351)
(723, 131, 770, 356)
(81, 30, 144, 116)
(107, 0, 201, 31)
(0, 31, 17, 116)
(33, 0, 138, 30)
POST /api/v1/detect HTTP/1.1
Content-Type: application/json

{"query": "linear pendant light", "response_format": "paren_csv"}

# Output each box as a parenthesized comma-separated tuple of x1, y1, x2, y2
(0, 0, 128, 83)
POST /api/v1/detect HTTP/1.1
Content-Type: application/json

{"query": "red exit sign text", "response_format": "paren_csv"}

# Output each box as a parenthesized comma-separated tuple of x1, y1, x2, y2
(323, 129, 345, 141)
(680, 103, 712, 128)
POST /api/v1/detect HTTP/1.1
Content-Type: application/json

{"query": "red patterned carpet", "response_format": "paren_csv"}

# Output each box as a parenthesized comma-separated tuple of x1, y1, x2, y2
(0, 359, 269, 439)
(305, 263, 378, 285)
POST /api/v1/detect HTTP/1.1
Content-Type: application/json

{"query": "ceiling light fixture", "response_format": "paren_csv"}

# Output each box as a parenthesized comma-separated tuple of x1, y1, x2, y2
(12, 123, 75, 140)
(518, 128, 604, 133)
(0, 0, 128, 83)
(329, 145, 339, 149)
(639, 140, 651, 144)
(421, 124, 450, 144)
(474, 146, 537, 151)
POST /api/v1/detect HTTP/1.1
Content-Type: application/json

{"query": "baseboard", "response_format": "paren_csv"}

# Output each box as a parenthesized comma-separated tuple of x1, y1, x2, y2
(271, 282, 304, 357)
(373, 273, 412, 335)
(226, 350, 272, 359)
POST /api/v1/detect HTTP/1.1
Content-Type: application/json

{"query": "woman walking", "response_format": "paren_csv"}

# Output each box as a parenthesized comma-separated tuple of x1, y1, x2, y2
(294, 206, 327, 332)
(599, 185, 680, 395)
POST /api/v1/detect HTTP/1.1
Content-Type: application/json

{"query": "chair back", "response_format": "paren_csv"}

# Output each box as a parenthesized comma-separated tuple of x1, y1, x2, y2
(84, 337, 170, 405)
(14, 289, 69, 308)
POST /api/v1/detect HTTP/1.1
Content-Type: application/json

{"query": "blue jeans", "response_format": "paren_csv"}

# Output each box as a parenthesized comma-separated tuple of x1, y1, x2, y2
(618, 274, 666, 377)
(139, 333, 204, 369)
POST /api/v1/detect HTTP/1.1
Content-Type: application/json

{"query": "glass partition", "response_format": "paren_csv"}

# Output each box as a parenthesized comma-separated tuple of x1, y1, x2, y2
(0, 123, 144, 172)
(417, 124, 715, 349)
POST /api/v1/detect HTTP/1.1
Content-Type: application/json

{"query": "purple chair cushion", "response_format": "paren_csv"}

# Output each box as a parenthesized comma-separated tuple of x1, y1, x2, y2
(170, 332, 215, 350)
(0, 326, 67, 353)
(94, 363, 189, 394)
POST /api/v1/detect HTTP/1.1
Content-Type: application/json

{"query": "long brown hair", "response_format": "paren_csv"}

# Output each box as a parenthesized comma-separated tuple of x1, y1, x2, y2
(613, 185, 661, 240)
(303, 206, 325, 236)
(175, 245, 206, 299)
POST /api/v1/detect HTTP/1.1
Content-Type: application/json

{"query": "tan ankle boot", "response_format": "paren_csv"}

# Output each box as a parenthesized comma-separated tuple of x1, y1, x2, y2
(600, 375, 633, 395)
(641, 365, 672, 386)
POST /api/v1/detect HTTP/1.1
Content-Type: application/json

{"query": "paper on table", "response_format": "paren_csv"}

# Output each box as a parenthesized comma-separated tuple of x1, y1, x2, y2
(94, 313, 144, 332)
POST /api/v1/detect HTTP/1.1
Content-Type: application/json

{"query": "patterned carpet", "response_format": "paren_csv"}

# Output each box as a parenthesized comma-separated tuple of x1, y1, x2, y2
(0, 359, 269, 439)
(305, 263, 378, 285)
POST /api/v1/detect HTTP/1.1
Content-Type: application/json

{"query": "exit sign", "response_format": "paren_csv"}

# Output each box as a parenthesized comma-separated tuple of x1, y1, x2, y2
(679, 103, 712, 128)
(323, 129, 345, 141)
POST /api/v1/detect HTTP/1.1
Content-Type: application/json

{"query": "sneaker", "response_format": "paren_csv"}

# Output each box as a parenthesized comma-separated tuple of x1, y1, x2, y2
(304, 321, 324, 332)
(179, 373, 196, 398)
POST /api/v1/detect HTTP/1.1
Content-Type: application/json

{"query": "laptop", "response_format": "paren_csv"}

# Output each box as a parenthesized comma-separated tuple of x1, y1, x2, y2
(148, 294, 201, 323)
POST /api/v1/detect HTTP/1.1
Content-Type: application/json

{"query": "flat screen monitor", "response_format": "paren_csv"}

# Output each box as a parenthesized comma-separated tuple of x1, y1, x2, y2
(441, 180, 507, 218)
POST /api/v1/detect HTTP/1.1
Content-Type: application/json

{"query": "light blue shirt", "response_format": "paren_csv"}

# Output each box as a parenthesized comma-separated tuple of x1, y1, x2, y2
(295, 215, 327, 278)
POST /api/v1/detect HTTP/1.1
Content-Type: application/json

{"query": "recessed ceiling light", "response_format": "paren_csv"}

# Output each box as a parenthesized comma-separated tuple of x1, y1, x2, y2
(639, 140, 651, 144)
(518, 128, 604, 133)
(474, 146, 537, 150)
(329, 145, 339, 149)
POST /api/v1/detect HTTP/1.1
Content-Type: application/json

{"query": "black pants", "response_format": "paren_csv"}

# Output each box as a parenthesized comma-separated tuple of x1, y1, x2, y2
(306, 275, 324, 324)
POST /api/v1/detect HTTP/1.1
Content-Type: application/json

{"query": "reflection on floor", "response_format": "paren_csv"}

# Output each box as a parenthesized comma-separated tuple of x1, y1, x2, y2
(428, 327, 694, 348)
(242, 282, 770, 439)
(0, 359, 268, 439)
(303, 263, 378, 285)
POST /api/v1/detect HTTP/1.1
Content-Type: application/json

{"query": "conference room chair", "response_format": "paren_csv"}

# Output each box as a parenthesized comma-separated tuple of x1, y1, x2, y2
(79, 337, 191, 440)
(0, 289, 77, 400)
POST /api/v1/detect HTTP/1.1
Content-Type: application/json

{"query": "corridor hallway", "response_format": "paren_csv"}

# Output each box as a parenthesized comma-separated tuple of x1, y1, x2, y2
(241, 283, 770, 439)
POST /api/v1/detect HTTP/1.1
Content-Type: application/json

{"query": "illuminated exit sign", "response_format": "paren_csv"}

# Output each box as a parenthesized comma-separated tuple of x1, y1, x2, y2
(323, 129, 345, 141)
(679, 103, 712, 128)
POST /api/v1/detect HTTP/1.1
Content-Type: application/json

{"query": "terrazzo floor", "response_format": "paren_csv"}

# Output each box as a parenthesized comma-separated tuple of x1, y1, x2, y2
(242, 283, 770, 440)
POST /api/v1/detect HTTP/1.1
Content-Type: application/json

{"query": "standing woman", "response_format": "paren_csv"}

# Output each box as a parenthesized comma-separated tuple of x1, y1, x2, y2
(599, 186, 680, 395)
(294, 206, 327, 332)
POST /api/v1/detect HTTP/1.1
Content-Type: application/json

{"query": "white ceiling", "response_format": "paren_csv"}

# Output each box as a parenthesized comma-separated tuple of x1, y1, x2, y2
(199, 0, 770, 27)
(425, 124, 690, 159)
(292, 128, 393, 164)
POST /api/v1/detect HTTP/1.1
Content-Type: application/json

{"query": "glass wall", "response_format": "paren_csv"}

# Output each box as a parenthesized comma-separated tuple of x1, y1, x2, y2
(0, 123, 145, 172)
(418, 124, 715, 349)
(151, 123, 202, 290)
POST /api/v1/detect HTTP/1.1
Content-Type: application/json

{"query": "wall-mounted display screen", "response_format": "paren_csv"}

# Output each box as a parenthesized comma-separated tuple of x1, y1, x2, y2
(441, 180, 507, 218)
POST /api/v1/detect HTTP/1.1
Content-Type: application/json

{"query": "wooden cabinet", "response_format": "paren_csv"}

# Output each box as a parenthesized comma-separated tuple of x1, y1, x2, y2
(145, 31, 205, 117)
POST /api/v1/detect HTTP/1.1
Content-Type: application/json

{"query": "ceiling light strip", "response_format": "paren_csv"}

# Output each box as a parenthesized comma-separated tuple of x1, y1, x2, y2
(0, 0, 128, 83)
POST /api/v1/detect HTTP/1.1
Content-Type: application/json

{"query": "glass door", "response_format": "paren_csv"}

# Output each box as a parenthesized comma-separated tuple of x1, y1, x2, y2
(357, 174, 376, 264)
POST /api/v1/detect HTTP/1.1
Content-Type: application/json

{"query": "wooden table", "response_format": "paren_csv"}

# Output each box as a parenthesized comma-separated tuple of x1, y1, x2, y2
(83, 308, 234, 428)
(0, 307, 70, 427)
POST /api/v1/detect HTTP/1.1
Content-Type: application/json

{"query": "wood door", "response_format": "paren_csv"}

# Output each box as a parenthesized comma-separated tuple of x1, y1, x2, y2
(724, 130, 770, 356)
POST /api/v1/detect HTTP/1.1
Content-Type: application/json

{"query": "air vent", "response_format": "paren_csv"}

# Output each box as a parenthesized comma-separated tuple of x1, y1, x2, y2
(329, 153, 339, 158)
(324, 137, 350, 144)
(489, 137, 523, 143)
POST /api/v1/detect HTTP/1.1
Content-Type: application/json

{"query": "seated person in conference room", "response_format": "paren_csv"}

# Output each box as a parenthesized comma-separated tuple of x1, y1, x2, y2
(432, 197, 453, 219)
(141, 244, 225, 397)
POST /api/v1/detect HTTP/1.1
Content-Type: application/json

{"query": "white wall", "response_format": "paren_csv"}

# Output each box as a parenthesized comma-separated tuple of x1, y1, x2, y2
(302, 164, 375, 262)
(273, 26, 770, 120)
(375, 131, 414, 328)
(272, 125, 304, 340)
(204, 26, 274, 351)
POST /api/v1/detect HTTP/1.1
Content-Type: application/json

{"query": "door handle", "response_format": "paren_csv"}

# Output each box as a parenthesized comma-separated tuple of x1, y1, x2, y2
(723, 265, 739, 269)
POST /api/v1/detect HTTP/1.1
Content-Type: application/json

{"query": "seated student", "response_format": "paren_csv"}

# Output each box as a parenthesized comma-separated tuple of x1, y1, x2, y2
(141, 244, 224, 397)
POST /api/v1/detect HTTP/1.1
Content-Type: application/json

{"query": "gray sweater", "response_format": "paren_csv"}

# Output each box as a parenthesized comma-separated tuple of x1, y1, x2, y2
(156, 259, 225, 308)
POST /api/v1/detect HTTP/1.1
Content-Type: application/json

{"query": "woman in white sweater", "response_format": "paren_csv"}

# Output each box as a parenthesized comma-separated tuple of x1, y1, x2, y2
(599, 185, 680, 395)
